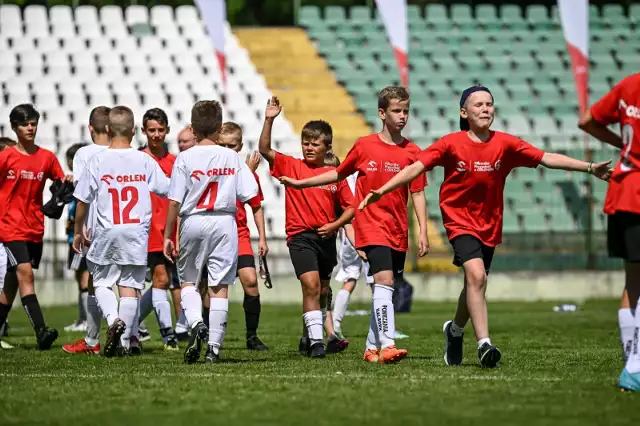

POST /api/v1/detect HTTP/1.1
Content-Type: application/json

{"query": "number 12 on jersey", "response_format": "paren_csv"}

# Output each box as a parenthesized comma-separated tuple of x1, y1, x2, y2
(196, 182, 219, 210)
(108, 186, 140, 224)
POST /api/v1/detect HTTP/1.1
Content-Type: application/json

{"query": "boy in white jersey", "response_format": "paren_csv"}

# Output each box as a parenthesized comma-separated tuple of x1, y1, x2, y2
(163, 101, 258, 364)
(73, 106, 170, 358)
(63, 106, 112, 355)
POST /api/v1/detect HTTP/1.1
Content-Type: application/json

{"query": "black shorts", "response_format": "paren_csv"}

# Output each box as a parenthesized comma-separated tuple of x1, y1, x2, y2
(67, 243, 87, 272)
(362, 245, 406, 278)
(450, 235, 495, 275)
(237, 254, 255, 271)
(288, 232, 337, 280)
(148, 251, 172, 270)
(608, 212, 640, 262)
(4, 241, 43, 270)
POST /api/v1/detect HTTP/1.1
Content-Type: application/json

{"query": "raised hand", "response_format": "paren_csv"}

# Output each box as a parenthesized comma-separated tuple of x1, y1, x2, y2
(591, 160, 612, 182)
(245, 151, 261, 172)
(265, 96, 282, 119)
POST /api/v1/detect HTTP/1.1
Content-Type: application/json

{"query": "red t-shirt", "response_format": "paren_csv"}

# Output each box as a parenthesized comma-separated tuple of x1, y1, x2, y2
(0, 146, 65, 242)
(418, 131, 544, 247)
(236, 172, 263, 256)
(270, 152, 353, 240)
(590, 73, 640, 215)
(336, 134, 427, 252)
(143, 149, 176, 253)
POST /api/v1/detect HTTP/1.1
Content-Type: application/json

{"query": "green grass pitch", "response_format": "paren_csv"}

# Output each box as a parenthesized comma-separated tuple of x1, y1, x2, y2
(0, 299, 636, 425)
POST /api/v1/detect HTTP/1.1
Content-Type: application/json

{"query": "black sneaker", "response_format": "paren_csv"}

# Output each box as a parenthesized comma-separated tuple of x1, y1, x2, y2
(184, 321, 208, 364)
(298, 336, 310, 356)
(138, 326, 151, 342)
(36, 327, 58, 350)
(308, 342, 326, 358)
(246, 335, 269, 351)
(478, 342, 501, 368)
(116, 345, 130, 357)
(443, 321, 464, 366)
(176, 331, 190, 342)
(326, 337, 349, 354)
(205, 345, 219, 363)
(104, 319, 126, 358)
(164, 336, 179, 352)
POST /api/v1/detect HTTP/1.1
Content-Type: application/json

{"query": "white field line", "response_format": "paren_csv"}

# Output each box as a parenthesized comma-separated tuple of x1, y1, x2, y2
(0, 371, 570, 383)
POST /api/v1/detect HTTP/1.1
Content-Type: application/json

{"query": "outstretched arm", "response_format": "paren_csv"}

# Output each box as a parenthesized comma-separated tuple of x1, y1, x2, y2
(258, 97, 282, 166)
(359, 161, 426, 210)
(279, 169, 341, 189)
(578, 110, 623, 149)
(540, 152, 611, 181)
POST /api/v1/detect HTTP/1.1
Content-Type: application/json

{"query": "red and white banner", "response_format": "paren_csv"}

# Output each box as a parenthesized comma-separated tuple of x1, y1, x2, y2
(374, 0, 408, 87)
(558, 0, 589, 113)
(195, 0, 227, 86)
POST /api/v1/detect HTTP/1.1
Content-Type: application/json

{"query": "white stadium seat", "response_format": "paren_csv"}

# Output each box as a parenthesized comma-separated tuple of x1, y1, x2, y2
(150, 5, 173, 26)
(125, 5, 149, 26)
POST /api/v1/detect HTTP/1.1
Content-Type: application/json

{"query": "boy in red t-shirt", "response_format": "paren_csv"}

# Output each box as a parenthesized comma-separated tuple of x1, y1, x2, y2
(0, 104, 71, 350)
(259, 97, 353, 358)
(579, 73, 640, 390)
(279, 87, 430, 364)
(135, 108, 179, 352)
(214, 121, 270, 351)
(361, 86, 611, 368)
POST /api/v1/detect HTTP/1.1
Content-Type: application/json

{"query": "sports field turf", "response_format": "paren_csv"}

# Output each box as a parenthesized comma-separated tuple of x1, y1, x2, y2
(0, 298, 635, 425)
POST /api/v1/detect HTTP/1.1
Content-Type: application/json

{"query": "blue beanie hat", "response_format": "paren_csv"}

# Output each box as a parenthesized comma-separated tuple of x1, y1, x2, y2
(459, 86, 492, 131)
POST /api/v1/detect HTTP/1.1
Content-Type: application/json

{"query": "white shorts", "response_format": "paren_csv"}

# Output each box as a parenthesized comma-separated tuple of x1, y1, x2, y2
(178, 213, 237, 287)
(0, 243, 6, 292)
(87, 260, 146, 290)
(334, 237, 374, 285)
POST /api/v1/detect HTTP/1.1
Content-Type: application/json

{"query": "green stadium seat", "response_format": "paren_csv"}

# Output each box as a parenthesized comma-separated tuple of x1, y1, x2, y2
(299, 6, 320, 27)
(350, 6, 371, 25)
(451, 4, 473, 25)
(526, 5, 548, 23)
(425, 4, 448, 24)
(500, 4, 527, 30)
(325, 6, 346, 25)
(406, 4, 423, 23)
(476, 4, 498, 25)
(602, 4, 626, 23)
(503, 214, 521, 233)
(631, 5, 640, 23)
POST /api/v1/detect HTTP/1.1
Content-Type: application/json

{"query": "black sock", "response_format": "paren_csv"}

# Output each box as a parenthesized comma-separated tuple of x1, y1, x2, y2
(0, 302, 11, 335)
(21, 294, 46, 333)
(202, 306, 210, 328)
(243, 294, 261, 338)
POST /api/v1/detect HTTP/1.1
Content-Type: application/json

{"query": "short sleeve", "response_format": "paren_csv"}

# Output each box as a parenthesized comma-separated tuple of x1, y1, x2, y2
(509, 138, 544, 168)
(73, 157, 98, 204)
(337, 180, 354, 210)
(409, 171, 427, 193)
(168, 155, 189, 203)
(336, 140, 360, 177)
(148, 158, 170, 197)
(270, 152, 291, 178)
(50, 153, 65, 180)
(590, 82, 622, 126)
(246, 194, 262, 209)
(237, 162, 259, 203)
(418, 138, 448, 171)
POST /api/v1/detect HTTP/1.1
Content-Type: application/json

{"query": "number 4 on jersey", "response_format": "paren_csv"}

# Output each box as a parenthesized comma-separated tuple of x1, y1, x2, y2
(196, 182, 219, 210)
(108, 186, 140, 224)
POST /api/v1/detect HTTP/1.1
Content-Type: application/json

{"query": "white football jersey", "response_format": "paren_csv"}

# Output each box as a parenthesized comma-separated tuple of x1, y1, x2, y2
(169, 145, 258, 217)
(73, 143, 109, 233)
(74, 148, 170, 266)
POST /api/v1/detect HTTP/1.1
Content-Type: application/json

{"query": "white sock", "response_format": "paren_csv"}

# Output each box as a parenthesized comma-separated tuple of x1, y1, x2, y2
(366, 301, 379, 350)
(139, 287, 154, 323)
(625, 297, 640, 374)
(118, 296, 137, 350)
(95, 287, 118, 327)
(152, 288, 173, 343)
(478, 337, 492, 348)
(180, 285, 203, 329)
(303, 310, 323, 344)
(373, 284, 395, 349)
(451, 321, 464, 337)
(176, 310, 188, 333)
(84, 294, 102, 346)
(208, 298, 229, 350)
(333, 289, 350, 330)
(619, 308, 635, 362)
(79, 291, 88, 322)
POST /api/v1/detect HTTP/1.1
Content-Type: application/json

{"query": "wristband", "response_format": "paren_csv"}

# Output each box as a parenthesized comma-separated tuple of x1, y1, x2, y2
(587, 162, 592, 174)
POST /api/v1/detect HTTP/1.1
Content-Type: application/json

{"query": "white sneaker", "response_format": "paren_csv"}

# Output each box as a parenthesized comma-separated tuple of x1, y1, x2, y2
(1, 340, 14, 349)
(394, 331, 409, 339)
(64, 320, 87, 332)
